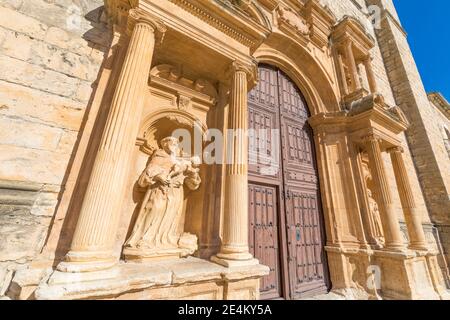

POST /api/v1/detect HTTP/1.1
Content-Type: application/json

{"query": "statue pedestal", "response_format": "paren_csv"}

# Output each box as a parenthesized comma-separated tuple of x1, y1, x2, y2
(35, 257, 269, 300)
(123, 233, 199, 262)
(123, 247, 190, 262)
(373, 250, 448, 300)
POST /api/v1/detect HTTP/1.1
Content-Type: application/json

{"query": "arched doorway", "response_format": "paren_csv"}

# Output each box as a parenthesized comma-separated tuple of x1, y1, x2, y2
(248, 65, 330, 299)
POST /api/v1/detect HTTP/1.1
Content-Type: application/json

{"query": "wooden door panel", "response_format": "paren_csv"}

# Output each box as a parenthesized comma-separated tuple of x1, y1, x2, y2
(248, 105, 280, 179)
(248, 66, 281, 181)
(249, 183, 282, 299)
(285, 189, 327, 296)
(247, 65, 329, 300)
(278, 69, 329, 298)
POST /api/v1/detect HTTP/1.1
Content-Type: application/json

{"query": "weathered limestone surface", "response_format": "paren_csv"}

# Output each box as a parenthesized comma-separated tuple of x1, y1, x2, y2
(0, 0, 109, 296)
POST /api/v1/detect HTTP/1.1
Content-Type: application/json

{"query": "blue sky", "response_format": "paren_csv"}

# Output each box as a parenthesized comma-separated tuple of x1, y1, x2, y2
(394, 0, 450, 99)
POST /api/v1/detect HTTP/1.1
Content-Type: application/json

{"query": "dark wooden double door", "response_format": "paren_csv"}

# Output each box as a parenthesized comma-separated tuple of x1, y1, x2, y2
(248, 65, 329, 300)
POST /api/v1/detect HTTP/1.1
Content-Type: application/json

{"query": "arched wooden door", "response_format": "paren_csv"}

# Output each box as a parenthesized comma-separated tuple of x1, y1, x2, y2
(248, 65, 330, 300)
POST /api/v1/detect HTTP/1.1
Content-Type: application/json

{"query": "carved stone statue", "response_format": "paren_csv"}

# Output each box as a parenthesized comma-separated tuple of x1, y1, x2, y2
(123, 136, 201, 260)
(367, 189, 384, 247)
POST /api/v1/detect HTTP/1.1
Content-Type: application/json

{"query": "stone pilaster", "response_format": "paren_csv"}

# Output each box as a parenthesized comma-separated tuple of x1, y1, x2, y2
(58, 9, 166, 272)
(364, 135, 406, 251)
(212, 62, 258, 267)
(388, 147, 428, 250)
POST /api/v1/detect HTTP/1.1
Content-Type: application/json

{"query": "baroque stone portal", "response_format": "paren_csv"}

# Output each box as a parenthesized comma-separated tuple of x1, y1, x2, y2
(123, 137, 201, 261)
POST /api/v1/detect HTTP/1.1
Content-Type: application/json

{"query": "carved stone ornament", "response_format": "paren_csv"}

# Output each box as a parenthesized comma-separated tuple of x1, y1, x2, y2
(123, 137, 202, 261)
(150, 64, 218, 100)
(177, 94, 191, 111)
(277, 5, 310, 38)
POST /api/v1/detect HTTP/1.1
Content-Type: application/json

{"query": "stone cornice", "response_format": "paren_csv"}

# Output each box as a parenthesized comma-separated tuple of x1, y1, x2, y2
(428, 92, 450, 121)
(168, 0, 271, 50)
(331, 16, 376, 54)
(309, 93, 409, 148)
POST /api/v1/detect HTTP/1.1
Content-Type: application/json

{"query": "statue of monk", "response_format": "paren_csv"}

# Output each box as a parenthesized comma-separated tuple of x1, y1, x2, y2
(124, 136, 201, 259)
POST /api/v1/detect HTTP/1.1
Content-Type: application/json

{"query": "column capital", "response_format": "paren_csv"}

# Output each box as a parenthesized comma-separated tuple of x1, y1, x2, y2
(362, 133, 382, 143)
(227, 60, 258, 87)
(127, 8, 167, 42)
(387, 146, 404, 154)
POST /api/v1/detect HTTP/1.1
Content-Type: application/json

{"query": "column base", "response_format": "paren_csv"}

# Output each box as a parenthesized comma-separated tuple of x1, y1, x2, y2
(211, 255, 259, 268)
(57, 250, 117, 273)
(408, 243, 429, 252)
(383, 244, 407, 253)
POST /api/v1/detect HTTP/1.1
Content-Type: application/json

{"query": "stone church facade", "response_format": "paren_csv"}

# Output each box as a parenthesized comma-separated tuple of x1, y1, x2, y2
(0, 0, 449, 300)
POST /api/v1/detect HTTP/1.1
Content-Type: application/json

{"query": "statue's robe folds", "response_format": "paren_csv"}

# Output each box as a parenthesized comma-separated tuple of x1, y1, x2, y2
(125, 150, 200, 252)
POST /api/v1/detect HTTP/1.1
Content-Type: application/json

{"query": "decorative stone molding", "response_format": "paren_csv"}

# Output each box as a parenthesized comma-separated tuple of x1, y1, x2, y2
(150, 64, 218, 101)
(257, 0, 278, 11)
(276, 5, 310, 44)
(345, 93, 410, 139)
(304, 0, 336, 49)
(168, 0, 269, 49)
(137, 110, 207, 157)
(104, 0, 135, 27)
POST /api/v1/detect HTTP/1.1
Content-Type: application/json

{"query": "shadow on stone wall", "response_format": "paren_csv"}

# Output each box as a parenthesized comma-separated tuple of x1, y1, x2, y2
(41, 5, 119, 268)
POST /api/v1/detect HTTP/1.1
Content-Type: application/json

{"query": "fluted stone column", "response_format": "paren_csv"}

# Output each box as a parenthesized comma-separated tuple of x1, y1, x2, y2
(337, 53, 349, 95)
(388, 147, 428, 250)
(58, 10, 166, 273)
(364, 135, 406, 251)
(345, 41, 361, 91)
(363, 55, 378, 94)
(212, 62, 258, 267)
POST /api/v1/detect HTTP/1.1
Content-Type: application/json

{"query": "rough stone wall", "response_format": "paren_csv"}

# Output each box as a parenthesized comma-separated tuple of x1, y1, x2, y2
(0, 0, 109, 296)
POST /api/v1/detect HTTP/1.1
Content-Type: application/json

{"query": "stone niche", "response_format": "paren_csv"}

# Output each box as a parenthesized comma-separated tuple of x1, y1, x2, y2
(36, 62, 269, 300)
(116, 64, 219, 262)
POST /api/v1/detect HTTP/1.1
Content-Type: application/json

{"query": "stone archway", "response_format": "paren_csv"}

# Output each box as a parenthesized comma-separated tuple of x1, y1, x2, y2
(248, 64, 331, 300)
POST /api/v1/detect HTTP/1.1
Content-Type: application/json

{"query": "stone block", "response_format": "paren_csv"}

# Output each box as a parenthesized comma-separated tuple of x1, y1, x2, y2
(0, 6, 48, 40)
(0, 80, 85, 131)
(0, 205, 50, 262)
